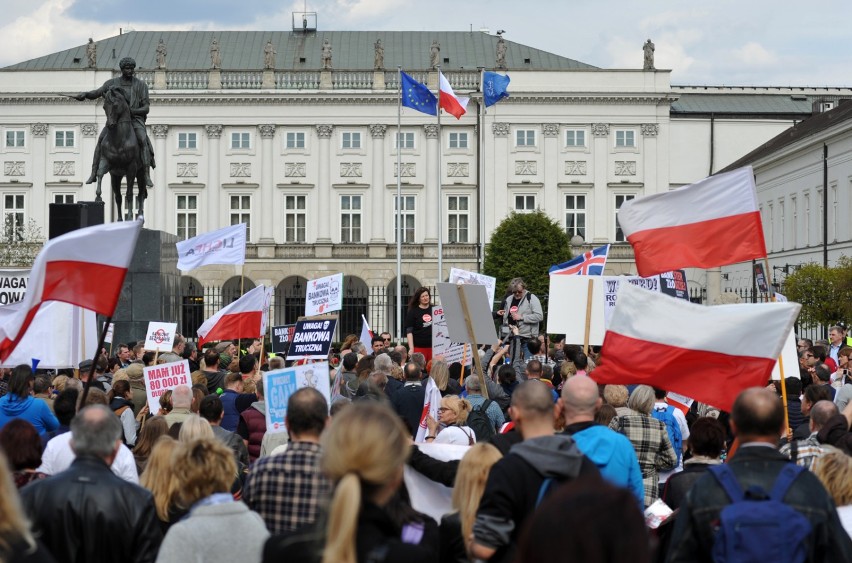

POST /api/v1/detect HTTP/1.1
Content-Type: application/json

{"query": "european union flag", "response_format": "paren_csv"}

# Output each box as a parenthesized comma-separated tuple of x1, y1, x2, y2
(483, 71, 510, 107)
(401, 71, 437, 116)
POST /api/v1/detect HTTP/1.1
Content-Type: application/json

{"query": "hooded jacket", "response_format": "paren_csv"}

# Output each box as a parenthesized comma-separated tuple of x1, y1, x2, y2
(0, 393, 59, 436)
(238, 401, 266, 463)
(564, 421, 644, 504)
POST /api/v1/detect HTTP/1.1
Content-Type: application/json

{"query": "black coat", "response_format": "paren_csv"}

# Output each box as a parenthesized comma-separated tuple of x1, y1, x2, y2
(20, 456, 162, 563)
(391, 383, 427, 437)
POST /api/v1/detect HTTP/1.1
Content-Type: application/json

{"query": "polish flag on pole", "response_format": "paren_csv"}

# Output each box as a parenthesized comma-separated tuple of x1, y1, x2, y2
(359, 315, 373, 354)
(591, 283, 800, 412)
(415, 377, 443, 443)
(0, 221, 141, 362)
(617, 166, 767, 277)
(439, 72, 469, 119)
(197, 284, 268, 347)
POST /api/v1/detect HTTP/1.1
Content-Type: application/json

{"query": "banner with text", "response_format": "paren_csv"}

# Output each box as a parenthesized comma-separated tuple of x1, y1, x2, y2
(143, 360, 191, 414)
(603, 271, 690, 327)
(0, 269, 29, 306)
(448, 268, 497, 308)
(144, 322, 178, 352)
(305, 273, 343, 316)
(286, 318, 337, 360)
(270, 324, 296, 355)
(264, 361, 332, 434)
(431, 307, 472, 366)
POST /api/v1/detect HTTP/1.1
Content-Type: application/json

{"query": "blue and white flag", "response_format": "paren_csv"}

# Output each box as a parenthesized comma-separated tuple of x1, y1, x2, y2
(401, 71, 437, 116)
(483, 71, 510, 107)
(549, 244, 610, 275)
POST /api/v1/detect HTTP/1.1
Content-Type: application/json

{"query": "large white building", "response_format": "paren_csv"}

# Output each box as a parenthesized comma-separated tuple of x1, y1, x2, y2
(2, 30, 849, 334)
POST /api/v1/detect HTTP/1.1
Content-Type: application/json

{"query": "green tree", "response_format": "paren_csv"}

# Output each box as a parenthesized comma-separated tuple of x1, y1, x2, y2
(483, 211, 571, 304)
(784, 258, 852, 328)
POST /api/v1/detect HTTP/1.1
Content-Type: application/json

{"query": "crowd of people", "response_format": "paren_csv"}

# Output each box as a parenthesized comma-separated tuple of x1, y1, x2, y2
(1, 279, 852, 562)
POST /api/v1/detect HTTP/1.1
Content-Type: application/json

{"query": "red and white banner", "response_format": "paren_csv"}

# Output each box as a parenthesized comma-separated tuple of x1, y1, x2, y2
(617, 166, 767, 277)
(0, 221, 141, 362)
(439, 72, 469, 119)
(414, 377, 443, 443)
(359, 314, 373, 353)
(197, 284, 268, 346)
(176, 223, 246, 271)
(591, 283, 800, 412)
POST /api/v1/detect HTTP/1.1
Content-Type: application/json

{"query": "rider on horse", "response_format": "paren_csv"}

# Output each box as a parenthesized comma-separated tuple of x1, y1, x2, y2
(74, 57, 154, 188)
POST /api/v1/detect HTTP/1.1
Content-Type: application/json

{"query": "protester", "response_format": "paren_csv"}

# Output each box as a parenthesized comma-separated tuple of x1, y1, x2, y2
(0, 365, 59, 436)
(817, 396, 852, 455)
(237, 378, 267, 463)
(126, 362, 148, 415)
(496, 364, 519, 405)
(390, 362, 427, 437)
(406, 287, 434, 364)
(0, 419, 49, 488)
(795, 384, 833, 439)
(463, 375, 505, 433)
(140, 436, 183, 534)
(107, 379, 137, 446)
(779, 400, 840, 468)
(133, 416, 169, 475)
(32, 375, 54, 413)
(0, 452, 56, 563)
(41, 387, 77, 449)
(661, 417, 725, 510)
(156, 438, 269, 563)
(813, 452, 852, 539)
(431, 359, 462, 397)
(499, 278, 543, 369)
(426, 395, 476, 445)
(198, 394, 249, 469)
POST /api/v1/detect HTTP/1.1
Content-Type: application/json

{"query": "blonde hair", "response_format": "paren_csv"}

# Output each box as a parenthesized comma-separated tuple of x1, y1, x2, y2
(140, 436, 180, 520)
(174, 438, 237, 507)
(442, 395, 472, 425)
(560, 360, 577, 379)
(320, 402, 410, 563)
(452, 443, 502, 540)
(112, 369, 129, 383)
(431, 360, 450, 391)
(603, 385, 629, 408)
(814, 452, 852, 506)
(178, 415, 214, 442)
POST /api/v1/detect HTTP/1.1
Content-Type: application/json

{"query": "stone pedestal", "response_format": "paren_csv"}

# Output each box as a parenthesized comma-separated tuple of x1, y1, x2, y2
(319, 70, 332, 90)
(111, 229, 181, 347)
(262, 70, 275, 89)
(209, 69, 222, 89)
(372, 70, 385, 90)
(154, 70, 166, 90)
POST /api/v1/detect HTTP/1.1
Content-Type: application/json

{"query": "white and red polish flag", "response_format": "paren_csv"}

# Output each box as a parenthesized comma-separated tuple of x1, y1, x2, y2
(591, 283, 800, 412)
(617, 166, 766, 278)
(0, 221, 142, 362)
(439, 72, 469, 120)
(359, 315, 373, 354)
(415, 377, 443, 443)
(197, 284, 268, 347)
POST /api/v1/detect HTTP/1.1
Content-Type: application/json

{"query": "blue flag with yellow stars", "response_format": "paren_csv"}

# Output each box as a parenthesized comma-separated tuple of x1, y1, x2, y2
(400, 71, 437, 116)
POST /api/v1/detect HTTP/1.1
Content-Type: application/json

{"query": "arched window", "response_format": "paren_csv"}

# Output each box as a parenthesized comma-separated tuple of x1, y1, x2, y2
(275, 276, 308, 326)
(386, 275, 422, 338)
(339, 276, 369, 338)
(181, 276, 203, 338)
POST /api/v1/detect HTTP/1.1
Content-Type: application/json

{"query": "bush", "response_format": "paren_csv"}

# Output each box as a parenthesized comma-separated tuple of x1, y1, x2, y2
(784, 257, 852, 328)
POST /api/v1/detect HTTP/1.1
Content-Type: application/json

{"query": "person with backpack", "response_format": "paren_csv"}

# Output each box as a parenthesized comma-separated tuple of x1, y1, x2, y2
(464, 376, 504, 441)
(653, 388, 688, 496)
(667, 387, 852, 563)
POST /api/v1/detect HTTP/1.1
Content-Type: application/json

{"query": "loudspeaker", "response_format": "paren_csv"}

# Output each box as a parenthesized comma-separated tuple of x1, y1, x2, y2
(48, 201, 105, 239)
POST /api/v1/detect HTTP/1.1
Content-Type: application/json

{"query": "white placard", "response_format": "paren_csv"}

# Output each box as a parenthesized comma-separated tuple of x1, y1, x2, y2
(432, 307, 472, 366)
(264, 362, 332, 434)
(436, 283, 498, 345)
(144, 321, 178, 352)
(144, 360, 191, 414)
(449, 268, 497, 308)
(546, 275, 606, 346)
(305, 273, 343, 316)
(0, 269, 29, 306)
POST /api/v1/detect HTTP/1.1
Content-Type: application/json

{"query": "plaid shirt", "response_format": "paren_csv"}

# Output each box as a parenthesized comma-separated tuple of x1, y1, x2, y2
(779, 432, 840, 469)
(616, 414, 677, 508)
(243, 441, 331, 534)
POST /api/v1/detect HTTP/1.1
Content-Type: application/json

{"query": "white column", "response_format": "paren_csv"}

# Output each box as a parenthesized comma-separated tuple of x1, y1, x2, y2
(316, 124, 334, 243)
(423, 123, 439, 243)
(30, 123, 48, 227)
(205, 125, 223, 231)
(151, 124, 168, 231)
(641, 124, 658, 198)
(543, 123, 560, 214)
(369, 124, 387, 243)
(591, 123, 610, 244)
(258, 124, 276, 243)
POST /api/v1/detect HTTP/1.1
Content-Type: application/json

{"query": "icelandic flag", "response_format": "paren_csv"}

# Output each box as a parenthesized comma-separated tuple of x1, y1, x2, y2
(549, 244, 610, 276)
(483, 71, 510, 107)
(401, 71, 437, 116)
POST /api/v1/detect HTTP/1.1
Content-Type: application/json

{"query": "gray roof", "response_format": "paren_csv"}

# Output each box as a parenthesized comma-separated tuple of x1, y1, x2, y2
(2, 31, 597, 72)
(671, 94, 816, 116)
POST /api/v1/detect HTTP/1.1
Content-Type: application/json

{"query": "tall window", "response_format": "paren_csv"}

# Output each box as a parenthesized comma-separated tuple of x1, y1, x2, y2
(53, 193, 75, 204)
(768, 204, 774, 251)
(230, 195, 251, 240)
(340, 195, 362, 243)
(176, 195, 198, 240)
(564, 194, 586, 239)
(515, 194, 536, 213)
(178, 132, 197, 150)
(791, 196, 797, 249)
(804, 193, 810, 246)
(516, 130, 536, 147)
(614, 194, 635, 242)
(286, 132, 306, 149)
(230, 132, 251, 149)
(565, 130, 586, 147)
(448, 132, 468, 149)
(284, 195, 306, 242)
(779, 200, 785, 250)
(341, 132, 361, 149)
(2, 194, 25, 241)
(394, 195, 415, 243)
(832, 185, 838, 241)
(447, 195, 469, 243)
(54, 130, 75, 148)
(817, 189, 823, 244)
(615, 130, 636, 148)
(395, 132, 415, 149)
(5, 130, 24, 148)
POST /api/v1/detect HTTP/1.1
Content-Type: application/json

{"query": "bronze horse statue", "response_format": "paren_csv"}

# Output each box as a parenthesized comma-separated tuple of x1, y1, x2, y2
(95, 86, 147, 221)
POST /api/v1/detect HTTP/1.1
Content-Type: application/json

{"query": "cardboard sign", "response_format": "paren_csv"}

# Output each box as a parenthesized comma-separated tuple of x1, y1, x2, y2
(270, 324, 296, 354)
(305, 273, 343, 316)
(143, 360, 191, 414)
(0, 269, 29, 306)
(264, 361, 332, 434)
(547, 276, 606, 345)
(449, 268, 497, 308)
(286, 318, 337, 360)
(144, 322, 178, 352)
(436, 283, 498, 345)
(432, 307, 472, 366)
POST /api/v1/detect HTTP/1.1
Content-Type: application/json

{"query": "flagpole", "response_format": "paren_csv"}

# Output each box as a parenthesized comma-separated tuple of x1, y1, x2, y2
(436, 65, 443, 285)
(396, 67, 403, 344)
(478, 67, 485, 273)
(765, 255, 791, 439)
(79, 315, 112, 407)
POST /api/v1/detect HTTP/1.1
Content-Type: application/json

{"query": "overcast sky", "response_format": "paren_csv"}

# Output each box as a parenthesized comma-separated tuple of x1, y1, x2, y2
(2, 0, 851, 86)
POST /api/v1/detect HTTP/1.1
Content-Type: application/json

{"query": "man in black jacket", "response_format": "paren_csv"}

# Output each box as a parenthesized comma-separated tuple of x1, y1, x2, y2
(390, 362, 427, 436)
(21, 405, 162, 563)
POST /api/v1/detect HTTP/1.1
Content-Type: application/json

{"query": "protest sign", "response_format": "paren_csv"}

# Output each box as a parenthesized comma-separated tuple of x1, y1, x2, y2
(659, 270, 690, 300)
(431, 307, 472, 366)
(286, 318, 337, 360)
(144, 321, 178, 352)
(270, 324, 296, 355)
(602, 272, 690, 327)
(143, 360, 190, 414)
(305, 273, 343, 316)
(547, 275, 606, 346)
(0, 269, 29, 306)
(449, 268, 496, 308)
(264, 361, 332, 434)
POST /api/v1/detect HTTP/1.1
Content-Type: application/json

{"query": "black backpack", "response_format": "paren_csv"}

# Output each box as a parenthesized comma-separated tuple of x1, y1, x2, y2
(467, 399, 496, 442)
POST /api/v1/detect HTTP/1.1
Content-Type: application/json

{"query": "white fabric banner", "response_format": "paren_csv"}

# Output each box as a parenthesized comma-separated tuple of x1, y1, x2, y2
(404, 442, 469, 522)
(176, 223, 246, 271)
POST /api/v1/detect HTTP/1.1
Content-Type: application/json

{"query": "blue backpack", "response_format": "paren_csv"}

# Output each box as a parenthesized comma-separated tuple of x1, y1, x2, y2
(709, 464, 811, 563)
(652, 405, 682, 465)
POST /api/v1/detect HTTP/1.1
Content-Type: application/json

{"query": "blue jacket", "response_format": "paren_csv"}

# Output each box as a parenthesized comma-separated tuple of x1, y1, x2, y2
(565, 421, 644, 505)
(0, 394, 59, 436)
